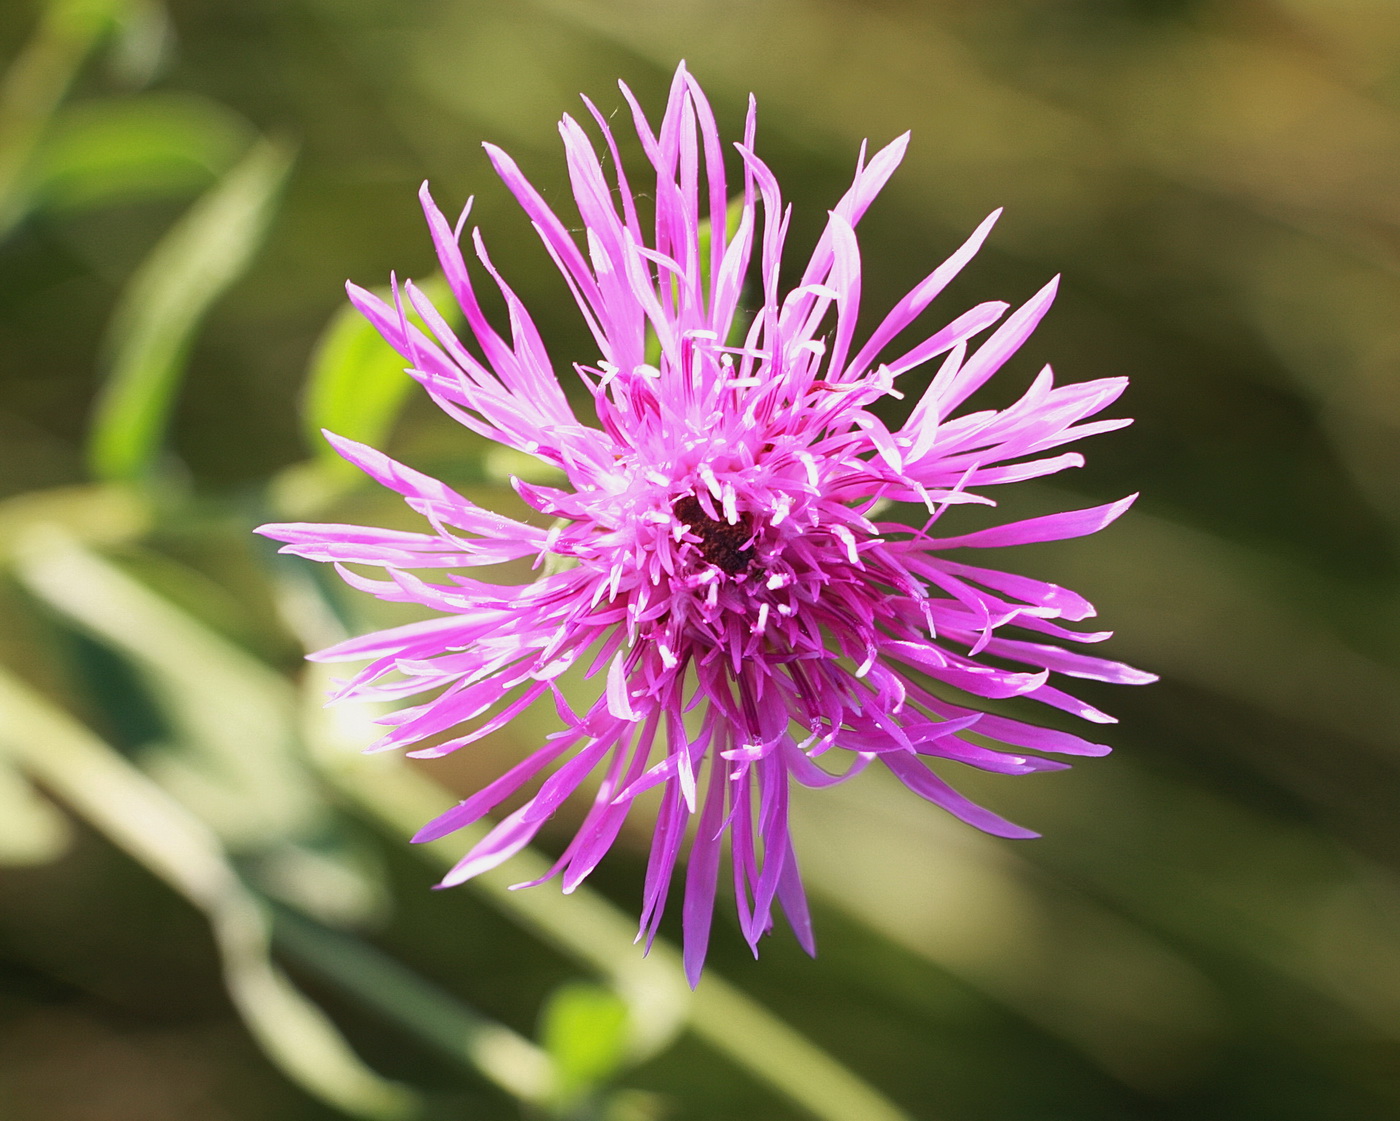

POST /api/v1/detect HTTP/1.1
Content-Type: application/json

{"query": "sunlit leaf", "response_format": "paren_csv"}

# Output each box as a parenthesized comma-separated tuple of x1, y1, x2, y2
(539, 982, 631, 1105)
(482, 444, 567, 485)
(40, 0, 130, 38)
(87, 137, 294, 483)
(301, 277, 450, 469)
(0, 483, 150, 547)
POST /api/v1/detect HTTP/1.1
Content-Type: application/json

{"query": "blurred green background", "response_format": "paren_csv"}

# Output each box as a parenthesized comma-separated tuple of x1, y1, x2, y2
(3, 0, 1400, 1118)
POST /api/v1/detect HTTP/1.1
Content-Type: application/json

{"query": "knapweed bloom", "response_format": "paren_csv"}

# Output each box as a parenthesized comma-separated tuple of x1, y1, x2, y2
(258, 65, 1152, 984)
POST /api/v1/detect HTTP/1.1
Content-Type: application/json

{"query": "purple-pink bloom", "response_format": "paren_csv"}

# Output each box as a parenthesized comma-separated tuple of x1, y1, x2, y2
(258, 65, 1153, 985)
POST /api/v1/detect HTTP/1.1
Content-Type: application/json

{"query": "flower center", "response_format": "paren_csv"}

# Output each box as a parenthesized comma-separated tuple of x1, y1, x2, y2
(673, 494, 756, 575)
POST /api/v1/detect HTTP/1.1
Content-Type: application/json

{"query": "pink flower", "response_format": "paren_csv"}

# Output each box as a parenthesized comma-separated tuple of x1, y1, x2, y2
(258, 65, 1153, 984)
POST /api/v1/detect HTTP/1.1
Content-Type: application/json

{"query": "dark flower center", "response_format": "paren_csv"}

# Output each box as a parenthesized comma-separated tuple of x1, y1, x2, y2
(673, 494, 756, 575)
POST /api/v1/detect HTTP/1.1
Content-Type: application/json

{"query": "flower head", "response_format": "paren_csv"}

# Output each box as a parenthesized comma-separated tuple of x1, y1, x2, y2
(258, 65, 1153, 984)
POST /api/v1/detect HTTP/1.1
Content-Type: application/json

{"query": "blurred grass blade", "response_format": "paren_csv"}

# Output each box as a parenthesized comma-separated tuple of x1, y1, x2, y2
(0, 482, 150, 549)
(88, 137, 294, 484)
(0, 667, 419, 1121)
(303, 277, 449, 469)
(539, 982, 630, 1108)
(0, 0, 128, 236)
(0, 755, 71, 865)
(28, 92, 250, 213)
(13, 527, 316, 843)
(274, 907, 554, 1105)
(106, 0, 172, 88)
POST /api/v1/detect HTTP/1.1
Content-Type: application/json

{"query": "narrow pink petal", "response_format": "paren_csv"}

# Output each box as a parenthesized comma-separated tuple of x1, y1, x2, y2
(638, 780, 687, 951)
(413, 733, 580, 842)
(437, 806, 543, 887)
(926, 495, 1138, 550)
(483, 142, 603, 316)
(883, 752, 1039, 839)
(887, 300, 1009, 380)
(682, 759, 729, 988)
(321, 431, 548, 545)
(845, 208, 1002, 379)
(605, 650, 640, 721)
(775, 834, 816, 957)
(923, 276, 1059, 416)
(979, 637, 1158, 684)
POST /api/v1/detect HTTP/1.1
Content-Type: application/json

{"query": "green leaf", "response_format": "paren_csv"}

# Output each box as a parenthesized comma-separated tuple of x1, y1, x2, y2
(28, 93, 250, 212)
(87, 136, 294, 483)
(41, 0, 130, 39)
(301, 277, 450, 468)
(540, 982, 631, 1105)
(11, 526, 393, 930)
(0, 483, 150, 547)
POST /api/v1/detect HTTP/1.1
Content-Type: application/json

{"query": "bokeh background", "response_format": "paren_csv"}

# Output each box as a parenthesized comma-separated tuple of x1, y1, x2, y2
(3, 0, 1400, 1118)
